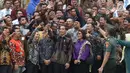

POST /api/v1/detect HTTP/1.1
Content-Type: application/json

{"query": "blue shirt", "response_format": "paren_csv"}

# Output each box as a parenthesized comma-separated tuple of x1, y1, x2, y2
(26, 0, 40, 16)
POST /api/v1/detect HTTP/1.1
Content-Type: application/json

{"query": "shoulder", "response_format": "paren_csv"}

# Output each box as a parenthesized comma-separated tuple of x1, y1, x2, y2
(1, 8, 6, 11)
(9, 39, 16, 46)
(67, 28, 74, 33)
(9, 9, 12, 11)
(84, 40, 91, 46)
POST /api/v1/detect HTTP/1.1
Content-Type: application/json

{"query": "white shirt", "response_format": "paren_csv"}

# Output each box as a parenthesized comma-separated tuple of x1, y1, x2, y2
(113, 10, 118, 18)
(0, 8, 12, 19)
(12, 19, 19, 25)
(67, 28, 78, 43)
(124, 0, 130, 9)
(81, 24, 87, 30)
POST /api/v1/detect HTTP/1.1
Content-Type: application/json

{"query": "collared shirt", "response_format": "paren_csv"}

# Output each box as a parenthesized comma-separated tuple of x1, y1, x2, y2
(28, 40, 39, 65)
(105, 37, 117, 59)
(0, 8, 12, 19)
(81, 24, 87, 30)
(12, 19, 19, 25)
(20, 24, 29, 35)
(67, 28, 78, 43)
(0, 34, 11, 65)
(9, 39, 25, 66)
(39, 38, 54, 63)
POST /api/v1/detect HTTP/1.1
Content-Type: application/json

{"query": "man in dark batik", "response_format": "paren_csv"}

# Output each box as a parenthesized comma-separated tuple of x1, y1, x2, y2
(52, 25, 73, 73)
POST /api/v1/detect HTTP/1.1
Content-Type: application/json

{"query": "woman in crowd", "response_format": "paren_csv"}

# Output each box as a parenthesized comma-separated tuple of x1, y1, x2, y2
(73, 30, 91, 73)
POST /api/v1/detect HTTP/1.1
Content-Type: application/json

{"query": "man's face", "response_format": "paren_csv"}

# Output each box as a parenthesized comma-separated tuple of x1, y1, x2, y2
(92, 7, 98, 13)
(17, 11, 23, 18)
(123, 19, 129, 28)
(101, 0, 106, 7)
(59, 26, 66, 36)
(87, 18, 93, 24)
(14, 0, 20, 7)
(74, 21, 80, 29)
(57, 2, 63, 10)
(3, 29, 10, 36)
(49, 11, 55, 19)
(5, 1, 11, 8)
(72, 0, 78, 7)
(6, 18, 12, 25)
(123, 10, 129, 18)
(34, 12, 40, 19)
(100, 8, 106, 14)
(71, 9, 76, 16)
(34, 12, 40, 17)
(56, 11, 63, 18)
(99, 17, 106, 26)
(59, 19, 65, 26)
(66, 19, 73, 27)
(42, 5, 47, 10)
(15, 29, 21, 38)
(87, 24, 93, 32)
(84, 14, 90, 22)
(20, 18, 27, 25)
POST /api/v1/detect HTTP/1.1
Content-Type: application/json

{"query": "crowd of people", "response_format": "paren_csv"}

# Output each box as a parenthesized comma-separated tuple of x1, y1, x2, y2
(0, 0, 130, 73)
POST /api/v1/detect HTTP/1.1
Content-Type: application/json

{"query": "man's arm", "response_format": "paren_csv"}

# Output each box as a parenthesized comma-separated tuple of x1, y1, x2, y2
(98, 41, 112, 73)
(117, 40, 130, 47)
(101, 52, 110, 68)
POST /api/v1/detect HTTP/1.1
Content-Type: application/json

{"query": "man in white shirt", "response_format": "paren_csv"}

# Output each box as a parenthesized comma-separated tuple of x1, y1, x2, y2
(12, 10, 24, 25)
(67, 21, 81, 43)
(0, 0, 12, 20)
(82, 17, 93, 30)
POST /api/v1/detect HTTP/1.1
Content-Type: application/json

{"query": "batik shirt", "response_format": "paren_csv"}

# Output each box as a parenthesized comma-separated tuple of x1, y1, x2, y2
(9, 39, 25, 66)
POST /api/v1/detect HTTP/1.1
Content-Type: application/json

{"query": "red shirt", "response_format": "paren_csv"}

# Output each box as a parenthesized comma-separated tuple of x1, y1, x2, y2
(9, 39, 25, 66)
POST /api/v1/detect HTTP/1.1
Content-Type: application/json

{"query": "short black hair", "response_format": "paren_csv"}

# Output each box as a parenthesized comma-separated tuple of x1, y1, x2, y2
(16, 10, 23, 15)
(60, 25, 67, 30)
(67, 8, 75, 12)
(13, 0, 21, 5)
(85, 12, 92, 18)
(126, 4, 130, 10)
(107, 27, 117, 37)
(56, 9, 64, 13)
(39, 3, 47, 7)
(4, 0, 11, 5)
(18, 16, 28, 22)
(99, 16, 107, 20)
(5, 14, 11, 17)
(3, 26, 9, 30)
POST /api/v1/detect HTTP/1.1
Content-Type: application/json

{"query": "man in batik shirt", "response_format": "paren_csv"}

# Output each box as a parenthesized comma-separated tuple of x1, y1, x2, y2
(0, 27, 12, 73)
(9, 28, 25, 73)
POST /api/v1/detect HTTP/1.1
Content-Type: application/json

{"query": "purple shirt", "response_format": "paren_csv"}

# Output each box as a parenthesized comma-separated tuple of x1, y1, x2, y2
(73, 40, 90, 61)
